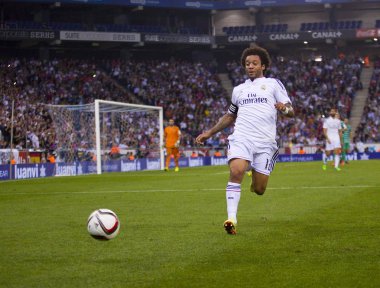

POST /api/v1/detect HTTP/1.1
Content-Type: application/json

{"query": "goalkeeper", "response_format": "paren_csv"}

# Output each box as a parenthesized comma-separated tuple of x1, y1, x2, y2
(164, 118, 181, 172)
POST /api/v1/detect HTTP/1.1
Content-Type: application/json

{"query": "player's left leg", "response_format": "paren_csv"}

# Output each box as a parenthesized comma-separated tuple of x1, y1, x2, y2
(249, 144, 278, 194)
(173, 148, 180, 172)
(165, 147, 172, 171)
(323, 150, 331, 170)
(344, 143, 350, 164)
(250, 171, 270, 195)
(341, 146, 346, 165)
(333, 147, 341, 171)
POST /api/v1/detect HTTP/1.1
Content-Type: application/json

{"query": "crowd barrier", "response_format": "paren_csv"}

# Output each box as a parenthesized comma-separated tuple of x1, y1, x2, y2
(1, 152, 379, 181)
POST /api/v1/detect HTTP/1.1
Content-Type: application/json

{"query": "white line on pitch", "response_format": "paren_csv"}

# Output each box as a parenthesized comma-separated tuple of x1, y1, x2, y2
(0, 185, 379, 196)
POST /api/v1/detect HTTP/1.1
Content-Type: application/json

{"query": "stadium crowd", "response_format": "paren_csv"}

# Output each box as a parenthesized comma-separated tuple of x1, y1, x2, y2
(104, 58, 230, 149)
(354, 57, 380, 144)
(0, 57, 230, 162)
(0, 58, 138, 154)
(1, 53, 378, 164)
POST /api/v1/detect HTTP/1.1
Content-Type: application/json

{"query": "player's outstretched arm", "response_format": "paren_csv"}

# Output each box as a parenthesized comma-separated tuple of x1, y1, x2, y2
(274, 102, 295, 118)
(195, 113, 236, 145)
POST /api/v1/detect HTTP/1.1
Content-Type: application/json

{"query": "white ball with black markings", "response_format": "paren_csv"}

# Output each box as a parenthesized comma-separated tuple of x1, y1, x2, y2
(87, 209, 120, 240)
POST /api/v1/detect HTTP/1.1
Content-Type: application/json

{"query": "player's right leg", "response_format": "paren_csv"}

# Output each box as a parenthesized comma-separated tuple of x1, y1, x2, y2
(224, 139, 254, 234)
(323, 150, 331, 170)
(165, 148, 171, 171)
(224, 158, 248, 234)
(341, 146, 346, 165)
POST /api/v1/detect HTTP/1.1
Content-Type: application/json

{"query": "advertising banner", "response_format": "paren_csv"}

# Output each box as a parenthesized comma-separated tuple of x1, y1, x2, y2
(355, 29, 380, 38)
(12, 163, 55, 180)
(0, 165, 10, 180)
(216, 30, 355, 45)
(189, 157, 204, 167)
(121, 160, 139, 172)
(60, 31, 141, 42)
(144, 34, 211, 44)
(0, 153, 377, 181)
(0, 30, 58, 40)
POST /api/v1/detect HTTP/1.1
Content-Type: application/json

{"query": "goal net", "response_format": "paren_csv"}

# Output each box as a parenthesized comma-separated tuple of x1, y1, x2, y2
(46, 100, 164, 175)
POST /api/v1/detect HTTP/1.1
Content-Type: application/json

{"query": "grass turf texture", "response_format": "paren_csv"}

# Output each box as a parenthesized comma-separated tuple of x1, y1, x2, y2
(1, 161, 380, 288)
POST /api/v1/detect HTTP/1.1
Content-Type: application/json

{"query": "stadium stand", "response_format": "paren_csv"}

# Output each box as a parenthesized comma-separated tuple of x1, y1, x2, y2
(3, 20, 207, 34)
(1, 0, 379, 163)
(354, 57, 380, 144)
(0, 58, 140, 153)
(0, 57, 230, 158)
(222, 24, 288, 35)
(300, 20, 362, 31)
(1, 52, 367, 159)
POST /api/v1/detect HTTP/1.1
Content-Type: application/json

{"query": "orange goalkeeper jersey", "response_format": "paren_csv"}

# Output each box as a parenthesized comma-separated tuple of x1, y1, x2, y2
(164, 125, 181, 148)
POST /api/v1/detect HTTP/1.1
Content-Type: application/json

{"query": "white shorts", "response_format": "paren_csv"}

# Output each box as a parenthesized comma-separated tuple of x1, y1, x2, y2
(227, 137, 279, 176)
(325, 138, 341, 151)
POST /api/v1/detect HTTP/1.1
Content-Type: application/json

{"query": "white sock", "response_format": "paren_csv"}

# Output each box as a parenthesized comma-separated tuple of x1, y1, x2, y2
(334, 154, 340, 168)
(226, 182, 241, 224)
(322, 152, 327, 164)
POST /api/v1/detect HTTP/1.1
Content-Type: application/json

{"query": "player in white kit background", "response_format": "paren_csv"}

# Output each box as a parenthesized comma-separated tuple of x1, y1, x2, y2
(322, 108, 343, 171)
(195, 46, 295, 235)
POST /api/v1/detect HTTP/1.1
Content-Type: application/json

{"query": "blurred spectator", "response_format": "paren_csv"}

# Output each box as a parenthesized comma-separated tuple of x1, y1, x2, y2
(190, 151, 198, 158)
(47, 153, 56, 163)
(109, 143, 121, 159)
(128, 152, 135, 161)
(10, 155, 16, 165)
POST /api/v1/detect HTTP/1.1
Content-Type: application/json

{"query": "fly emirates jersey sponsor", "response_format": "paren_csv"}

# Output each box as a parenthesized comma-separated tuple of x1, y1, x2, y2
(230, 77, 291, 143)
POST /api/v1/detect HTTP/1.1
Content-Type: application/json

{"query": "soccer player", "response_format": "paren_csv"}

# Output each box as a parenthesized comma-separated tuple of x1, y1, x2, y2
(164, 118, 181, 172)
(335, 111, 346, 166)
(195, 46, 294, 235)
(341, 117, 352, 165)
(322, 108, 343, 171)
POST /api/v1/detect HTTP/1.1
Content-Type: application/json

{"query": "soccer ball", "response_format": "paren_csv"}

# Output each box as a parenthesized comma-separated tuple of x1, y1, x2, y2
(87, 209, 120, 240)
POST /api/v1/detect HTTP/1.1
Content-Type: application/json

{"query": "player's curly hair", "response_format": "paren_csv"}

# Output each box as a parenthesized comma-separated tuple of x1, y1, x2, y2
(240, 45, 271, 73)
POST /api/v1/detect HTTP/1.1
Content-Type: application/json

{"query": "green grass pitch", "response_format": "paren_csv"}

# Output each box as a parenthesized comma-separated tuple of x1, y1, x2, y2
(1, 161, 380, 288)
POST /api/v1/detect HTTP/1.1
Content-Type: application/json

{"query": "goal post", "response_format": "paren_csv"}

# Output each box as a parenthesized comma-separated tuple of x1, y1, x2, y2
(47, 100, 164, 175)
(94, 100, 164, 174)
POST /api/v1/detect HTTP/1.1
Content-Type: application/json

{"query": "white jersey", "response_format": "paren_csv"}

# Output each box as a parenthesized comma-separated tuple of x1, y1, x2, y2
(229, 77, 291, 143)
(323, 116, 341, 141)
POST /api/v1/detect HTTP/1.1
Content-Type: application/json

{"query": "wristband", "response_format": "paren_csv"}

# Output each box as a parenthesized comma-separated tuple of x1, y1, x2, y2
(282, 107, 290, 115)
